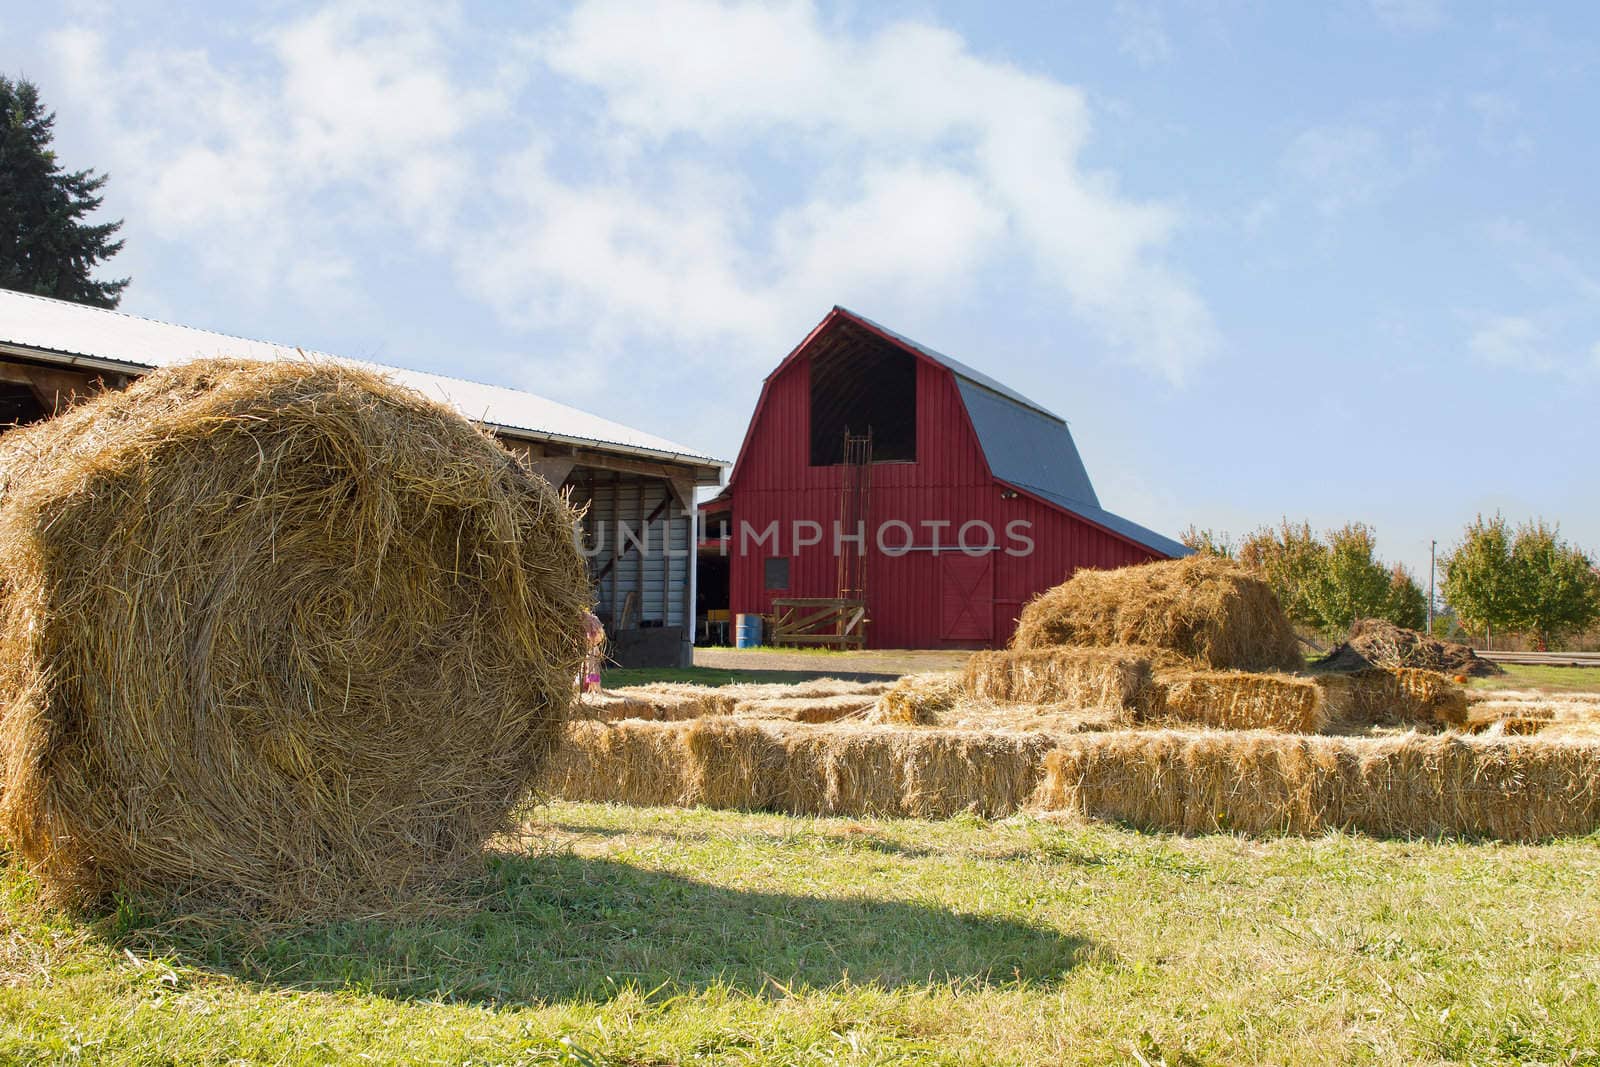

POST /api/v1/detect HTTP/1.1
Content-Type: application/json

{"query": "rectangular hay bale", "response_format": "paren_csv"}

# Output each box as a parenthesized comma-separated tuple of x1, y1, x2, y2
(960, 647, 1153, 711)
(1146, 670, 1327, 734)
(1035, 731, 1600, 841)
(1318, 667, 1468, 728)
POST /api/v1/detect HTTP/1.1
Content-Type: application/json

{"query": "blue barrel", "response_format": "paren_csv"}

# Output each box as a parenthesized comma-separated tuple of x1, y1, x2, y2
(735, 613, 763, 648)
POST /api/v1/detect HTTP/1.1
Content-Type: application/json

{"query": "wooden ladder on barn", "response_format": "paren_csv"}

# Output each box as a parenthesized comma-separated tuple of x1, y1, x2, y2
(837, 429, 872, 604)
(769, 429, 871, 649)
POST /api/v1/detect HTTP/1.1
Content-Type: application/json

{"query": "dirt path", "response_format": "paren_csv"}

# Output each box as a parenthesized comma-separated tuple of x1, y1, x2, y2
(693, 646, 973, 681)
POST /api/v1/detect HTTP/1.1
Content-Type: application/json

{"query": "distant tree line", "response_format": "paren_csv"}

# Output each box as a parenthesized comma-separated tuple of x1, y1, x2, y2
(1181, 521, 1426, 635)
(1440, 515, 1599, 650)
(1181, 516, 1600, 649)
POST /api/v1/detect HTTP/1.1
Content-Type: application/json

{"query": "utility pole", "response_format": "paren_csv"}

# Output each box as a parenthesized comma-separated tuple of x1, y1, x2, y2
(1428, 539, 1436, 634)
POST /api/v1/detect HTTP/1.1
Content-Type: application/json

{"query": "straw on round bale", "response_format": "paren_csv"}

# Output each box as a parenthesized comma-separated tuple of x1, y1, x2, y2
(1036, 731, 1600, 841)
(1012, 556, 1303, 671)
(0, 359, 588, 910)
(1144, 670, 1327, 734)
(961, 647, 1153, 712)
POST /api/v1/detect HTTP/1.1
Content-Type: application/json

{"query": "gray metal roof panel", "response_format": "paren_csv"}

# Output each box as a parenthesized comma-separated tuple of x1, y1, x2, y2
(955, 376, 1100, 510)
(0, 289, 724, 469)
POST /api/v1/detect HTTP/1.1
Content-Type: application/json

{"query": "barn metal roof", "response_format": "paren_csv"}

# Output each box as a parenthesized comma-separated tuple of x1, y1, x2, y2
(839, 307, 1190, 559)
(0, 289, 724, 474)
(838, 307, 1063, 420)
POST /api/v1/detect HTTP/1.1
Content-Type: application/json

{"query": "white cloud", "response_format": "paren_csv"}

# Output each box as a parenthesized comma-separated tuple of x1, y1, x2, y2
(44, 0, 1216, 384)
(47, 4, 496, 302)
(529, 0, 1215, 381)
(1111, 1, 1172, 67)
(1469, 315, 1546, 369)
(1468, 314, 1598, 377)
(1368, 0, 1445, 32)
(1281, 122, 1432, 217)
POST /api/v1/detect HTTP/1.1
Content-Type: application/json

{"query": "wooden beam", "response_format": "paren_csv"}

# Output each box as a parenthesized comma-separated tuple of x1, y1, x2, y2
(0, 359, 106, 415)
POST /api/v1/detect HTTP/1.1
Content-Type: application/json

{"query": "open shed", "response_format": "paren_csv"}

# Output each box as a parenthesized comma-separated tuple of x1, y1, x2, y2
(0, 290, 724, 666)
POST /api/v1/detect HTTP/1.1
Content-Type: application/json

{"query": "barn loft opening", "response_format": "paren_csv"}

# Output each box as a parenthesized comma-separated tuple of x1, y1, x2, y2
(808, 331, 917, 465)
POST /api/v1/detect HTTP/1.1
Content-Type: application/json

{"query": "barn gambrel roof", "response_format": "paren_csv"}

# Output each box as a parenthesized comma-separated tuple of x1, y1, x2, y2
(757, 307, 1190, 559)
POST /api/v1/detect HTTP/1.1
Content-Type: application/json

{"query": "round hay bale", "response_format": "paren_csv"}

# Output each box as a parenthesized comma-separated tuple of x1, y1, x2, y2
(1012, 556, 1302, 672)
(0, 359, 588, 910)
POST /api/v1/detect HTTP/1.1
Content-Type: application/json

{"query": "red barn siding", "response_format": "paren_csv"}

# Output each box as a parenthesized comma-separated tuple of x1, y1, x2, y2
(725, 351, 1160, 649)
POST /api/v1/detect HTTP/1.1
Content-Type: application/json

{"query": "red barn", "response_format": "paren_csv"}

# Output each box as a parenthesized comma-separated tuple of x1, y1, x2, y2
(704, 307, 1190, 649)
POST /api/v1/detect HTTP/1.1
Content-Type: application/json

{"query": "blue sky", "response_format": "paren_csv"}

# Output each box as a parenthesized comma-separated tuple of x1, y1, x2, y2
(6, 0, 1598, 580)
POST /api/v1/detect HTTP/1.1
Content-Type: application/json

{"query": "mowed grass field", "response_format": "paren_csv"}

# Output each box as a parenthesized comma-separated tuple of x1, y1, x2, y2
(1471, 663, 1600, 693)
(4, 802, 1598, 1065)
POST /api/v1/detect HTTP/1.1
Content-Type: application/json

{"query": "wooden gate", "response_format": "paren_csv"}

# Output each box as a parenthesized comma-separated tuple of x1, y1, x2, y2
(770, 597, 869, 648)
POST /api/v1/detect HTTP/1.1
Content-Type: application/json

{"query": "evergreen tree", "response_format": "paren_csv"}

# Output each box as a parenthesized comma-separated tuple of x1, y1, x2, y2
(0, 76, 128, 307)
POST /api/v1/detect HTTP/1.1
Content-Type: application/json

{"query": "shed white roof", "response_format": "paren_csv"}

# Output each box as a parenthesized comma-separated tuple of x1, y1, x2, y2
(0, 289, 723, 472)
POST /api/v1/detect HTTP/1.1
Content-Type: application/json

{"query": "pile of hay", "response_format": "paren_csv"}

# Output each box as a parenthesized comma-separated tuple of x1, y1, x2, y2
(870, 672, 963, 724)
(0, 359, 588, 910)
(1319, 667, 1469, 730)
(574, 678, 888, 724)
(1144, 671, 1327, 734)
(1012, 556, 1302, 672)
(1464, 691, 1600, 739)
(1318, 618, 1501, 678)
(1036, 731, 1600, 841)
(961, 647, 1152, 712)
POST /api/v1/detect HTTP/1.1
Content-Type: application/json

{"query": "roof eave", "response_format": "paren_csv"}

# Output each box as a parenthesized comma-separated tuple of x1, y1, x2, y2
(0, 339, 725, 478)
(1000, 478, 1191, 560)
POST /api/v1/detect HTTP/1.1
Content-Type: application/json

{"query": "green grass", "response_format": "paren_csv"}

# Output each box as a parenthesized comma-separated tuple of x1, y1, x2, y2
(4, 803, 1599, 1065)
(1470, 662, 1600, 693)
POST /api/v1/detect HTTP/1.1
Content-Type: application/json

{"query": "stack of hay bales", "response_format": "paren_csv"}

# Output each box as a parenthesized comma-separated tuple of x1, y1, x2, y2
(0, 359, 589, 911)
(971, 557, 1332, 732)
(1011, 555, 1303, 671)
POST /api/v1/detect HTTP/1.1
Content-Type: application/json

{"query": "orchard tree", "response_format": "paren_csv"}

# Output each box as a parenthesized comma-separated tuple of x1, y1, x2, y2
(1305, 523, 1392, 633)
(1441, 514, 1516, 648)
(1179, 525, 1235, 558)
(1508, 520, 1599, 650)
(1239, 520, 1324, 629)
(0, 76, 128, 307)
(1383, 565, 1428, 632)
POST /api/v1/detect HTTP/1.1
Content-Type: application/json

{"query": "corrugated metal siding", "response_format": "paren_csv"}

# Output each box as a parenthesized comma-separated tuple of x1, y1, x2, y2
(569, 471, 691, 629)
(726, 358, 1158, 648)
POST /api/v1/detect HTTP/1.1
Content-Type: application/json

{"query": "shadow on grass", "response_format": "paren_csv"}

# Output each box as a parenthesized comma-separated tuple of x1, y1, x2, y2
(126, 852, 1094, 1005)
